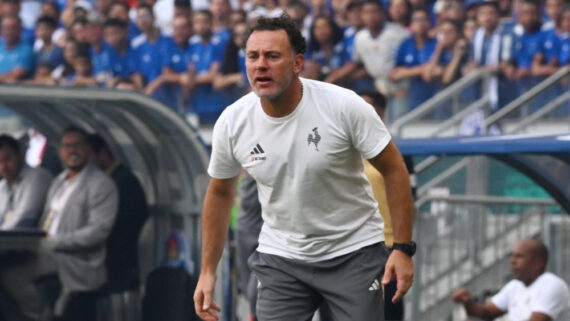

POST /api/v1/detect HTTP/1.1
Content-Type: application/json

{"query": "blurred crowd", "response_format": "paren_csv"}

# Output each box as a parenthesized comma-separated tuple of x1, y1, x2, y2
(0, 0, 569, 125)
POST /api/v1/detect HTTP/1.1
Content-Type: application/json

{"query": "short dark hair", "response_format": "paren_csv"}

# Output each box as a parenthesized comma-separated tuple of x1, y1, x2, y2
(358, 90, 386, 110)
(86, 134, 111, 155)
(194, 9, 213, 20)
(137, 3, 154, 14)
(360, 0, 384, 11)
(103, 17, 127, 29)
(0, 134, 20, 153)
(60, 126, 88, 142)
(36, 15, 58, 29)
(246, 14, 306, 55)
(174, 0, 191, 9)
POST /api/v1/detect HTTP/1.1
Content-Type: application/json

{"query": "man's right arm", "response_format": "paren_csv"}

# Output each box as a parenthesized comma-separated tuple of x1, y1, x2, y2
(194, 176, 239, 321)
(452, 287, 505, 320)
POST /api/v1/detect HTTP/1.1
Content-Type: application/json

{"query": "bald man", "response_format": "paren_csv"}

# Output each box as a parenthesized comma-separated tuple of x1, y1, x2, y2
(452, 239, 570, 321)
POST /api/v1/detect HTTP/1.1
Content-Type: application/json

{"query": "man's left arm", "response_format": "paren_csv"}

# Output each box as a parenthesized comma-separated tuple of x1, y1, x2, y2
(367, 141, 414, 303)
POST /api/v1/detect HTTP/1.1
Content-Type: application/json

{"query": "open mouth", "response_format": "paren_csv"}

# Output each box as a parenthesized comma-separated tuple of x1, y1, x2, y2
(255, 77, 273, 85)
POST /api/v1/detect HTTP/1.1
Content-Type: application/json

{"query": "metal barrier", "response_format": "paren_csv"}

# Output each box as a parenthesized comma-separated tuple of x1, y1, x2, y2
(407, 195, 569, 321)
(390, 70, 492, 137)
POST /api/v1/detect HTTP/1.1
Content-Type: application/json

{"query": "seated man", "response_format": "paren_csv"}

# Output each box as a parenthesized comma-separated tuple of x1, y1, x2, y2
(0, 134, 53, 229)
(453, 239, 570, 321)
(0, 127, 119, 321)
(87, 134, 149, 294)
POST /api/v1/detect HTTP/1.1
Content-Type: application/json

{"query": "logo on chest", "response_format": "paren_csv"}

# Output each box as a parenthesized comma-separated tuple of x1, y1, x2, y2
(249, 143, 266, 161)
(307, 127, 321, 151)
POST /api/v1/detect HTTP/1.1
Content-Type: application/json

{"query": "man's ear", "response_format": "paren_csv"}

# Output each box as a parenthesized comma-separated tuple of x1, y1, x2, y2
(293, 53, 304, 74)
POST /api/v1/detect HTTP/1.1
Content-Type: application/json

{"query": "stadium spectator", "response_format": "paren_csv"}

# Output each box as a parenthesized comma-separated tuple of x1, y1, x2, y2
(87, 134, 149, 296)
(213, 21, 249, 98)
(229, 9, 247, 27)
(388, 0, 412, 29)
(173, 0, 192, 20)
(86, 14, 112, 85)
(463, 18, 478, 43)
(502, 0, 542, 92)
(65, 49, 97, 86)
(542, 0, 563, 31)
(102, 18, 141, 87)
(34, 16, 64, 72)
(0, 15, 34, 83)
(187, 10, 227, 124)
(284, 0, 310, 39)
(30, 62, 58, 84)
(131, 4, 170, 86)
(423, 19, 463, 84)
(35, 1, 66, 49)
(327, 0, 410, 121)
(453, 239, 570, 321)
(440, 24, 469, 86)
(51, 39, 79, 82)
(342, 0, 363, 60)
(466, 0, 510, 109)
(145, 15, 193, 111)
(302, 15, 346, 80)
(531, 0, 564, 77)
(0, 134, 53, 229)
(1, 0, 35, 44)
(107, 1, 141, 41)
(389, 8, 438, 109)
(68, 17, 90, 43)
(209, 0, 232, 41)
(559, 6, 570, 66)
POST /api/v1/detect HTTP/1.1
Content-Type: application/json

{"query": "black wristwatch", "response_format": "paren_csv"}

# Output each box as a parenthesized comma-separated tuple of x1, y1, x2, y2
(392, 241, 416, 257)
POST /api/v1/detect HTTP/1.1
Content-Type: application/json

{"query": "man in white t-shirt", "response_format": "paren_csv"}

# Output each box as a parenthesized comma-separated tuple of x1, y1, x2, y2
(453, 239, 570, 321)
(193, 14, 415, 321)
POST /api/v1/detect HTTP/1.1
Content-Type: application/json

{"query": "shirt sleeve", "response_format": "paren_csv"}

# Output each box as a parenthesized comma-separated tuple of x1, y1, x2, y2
(207, 111, 242, 179)
(490, 281, 516, 312)
(531, 277, 570, 319)
(343, 92, 391, 159)
(395, 40, 408, 66)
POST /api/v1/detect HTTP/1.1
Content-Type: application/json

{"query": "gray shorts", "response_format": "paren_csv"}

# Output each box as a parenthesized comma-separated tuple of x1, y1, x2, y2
(249, 242, 390, 321)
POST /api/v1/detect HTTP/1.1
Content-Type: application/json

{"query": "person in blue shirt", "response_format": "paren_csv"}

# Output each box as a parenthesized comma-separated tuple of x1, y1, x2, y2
(389, 8, 438, 110)
(302, 15, 346, 81)
(187, 9, 228, 125)
(87, 16, 113, 85)
(210, 0, 232, 44)
(541, 0, 563, 31)
(108, 1, 141, 41)
(0, 16, 34, 82)
(0, 0, 35, 44)
(34, 16, 64, 71)
(213, 21, 249, 103)
(531, 0, 564, 77)
(144, 15, 193, 111)
(559, 7, 570, 66)
(503, 0, 543, 93)
(131, 4, 170, 86)
(423, 19, 465, 85)
(102, 18, 142, 87)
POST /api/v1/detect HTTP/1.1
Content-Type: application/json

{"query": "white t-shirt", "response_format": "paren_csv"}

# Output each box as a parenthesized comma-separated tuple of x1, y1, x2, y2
(491, 272, 570, 321)
(208, 78, 391, 262)
(353, 23, 409, 93)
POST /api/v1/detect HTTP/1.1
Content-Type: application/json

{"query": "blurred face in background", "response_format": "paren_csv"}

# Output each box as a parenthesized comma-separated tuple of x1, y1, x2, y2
(173, 16, 192, 46)
(389, 0, 410, 26)
(232, 22, 248, 48)
(36, 22, 55, 42)
(136, 7, 155, 33)
(562, 9, 570, 32)
(361, 2, 384, 32)
(40, 2, 60, 19)
(463, 18, 477, 41)
(312, 17, 334, 45)
(410, 10, 430, 37)
(59, 132, 89, 172)
(103, 25, 126, 48)
(108, 3, 129, 21)
(0, 146, 22, 183)
(518, 2, 540, 31)
(345, 2, 362, 28)
(209, 0, 231, 20)
(438, 20, 460, 48)
(71, 21, 89, 42)
(477, 4, 499, 31)
(73, 56, 92, 76)
(87, 22, 104, 45)
(545, 0, 562, 25)
(1, 16, 20, 46)
(63, 40, 78, 63)
(193, 12, 213, 38)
